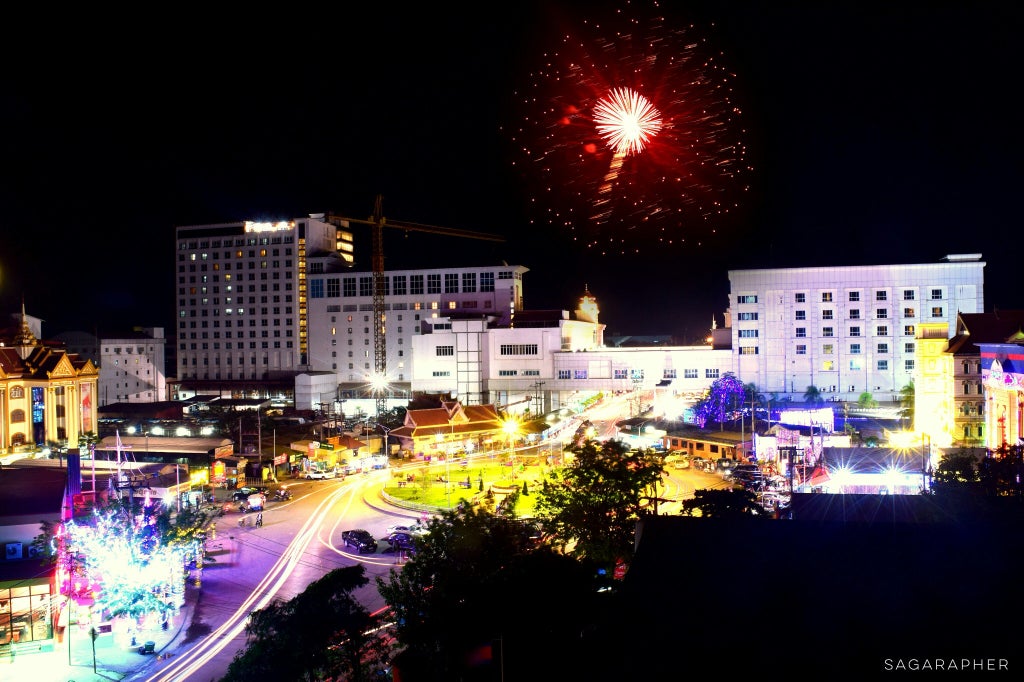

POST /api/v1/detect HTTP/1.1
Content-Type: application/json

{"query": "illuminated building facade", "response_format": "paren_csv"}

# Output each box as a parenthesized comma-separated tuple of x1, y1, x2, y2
(979, 335, 1024, 450)
(0, 307, 99, 452)
(174, 215, 352, 390)
(728, 254, 985, 403)
(937, 311, 1024, 449)
(914, 322, 955, 448)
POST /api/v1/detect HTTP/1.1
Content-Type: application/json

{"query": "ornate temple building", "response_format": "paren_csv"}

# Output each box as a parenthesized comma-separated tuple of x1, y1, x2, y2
(0, 305, 99, 453)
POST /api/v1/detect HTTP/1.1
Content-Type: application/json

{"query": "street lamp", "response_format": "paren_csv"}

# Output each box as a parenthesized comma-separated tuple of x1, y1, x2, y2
(503, 417, 520, 482)
(435, 431, 450, 509)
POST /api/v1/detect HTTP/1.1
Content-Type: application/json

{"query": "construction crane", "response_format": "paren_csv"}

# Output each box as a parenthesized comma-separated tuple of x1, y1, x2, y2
(325, 195, 506, 419)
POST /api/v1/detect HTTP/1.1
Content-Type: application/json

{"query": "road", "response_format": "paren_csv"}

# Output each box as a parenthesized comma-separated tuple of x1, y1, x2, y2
(140, 471, 410, 682)
(139, 404, 729, 681)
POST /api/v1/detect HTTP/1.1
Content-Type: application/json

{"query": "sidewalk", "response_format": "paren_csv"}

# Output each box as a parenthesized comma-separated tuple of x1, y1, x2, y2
(0, 497, 236, 682)
(2, 580, 198, 682)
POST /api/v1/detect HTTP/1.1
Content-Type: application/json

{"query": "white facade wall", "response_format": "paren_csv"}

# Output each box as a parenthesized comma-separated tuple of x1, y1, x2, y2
(99, 328, 167, 406)
(307, 265, 527, 392)
(414, 316, 732, 415)
(728, 256, 984, 402)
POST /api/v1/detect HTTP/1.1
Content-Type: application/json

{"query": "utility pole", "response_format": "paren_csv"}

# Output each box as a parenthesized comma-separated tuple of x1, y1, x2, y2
(532, 381, 545, 417)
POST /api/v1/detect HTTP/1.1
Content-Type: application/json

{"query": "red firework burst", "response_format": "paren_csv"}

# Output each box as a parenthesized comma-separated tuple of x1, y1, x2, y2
(509, 2, 752, 254)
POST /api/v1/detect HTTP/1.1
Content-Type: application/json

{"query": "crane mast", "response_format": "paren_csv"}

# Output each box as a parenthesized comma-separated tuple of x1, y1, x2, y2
(326, 195, 505, 420)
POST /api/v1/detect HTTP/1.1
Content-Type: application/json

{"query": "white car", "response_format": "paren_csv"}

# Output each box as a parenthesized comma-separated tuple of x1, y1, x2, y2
(305, 470, 327, 480)
(386, 521, 428, 536)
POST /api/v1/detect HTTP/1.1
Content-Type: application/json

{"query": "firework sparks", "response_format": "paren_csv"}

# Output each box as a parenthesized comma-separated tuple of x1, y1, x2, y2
(509, 2, 752, 254)
(593, 86, 663, 156)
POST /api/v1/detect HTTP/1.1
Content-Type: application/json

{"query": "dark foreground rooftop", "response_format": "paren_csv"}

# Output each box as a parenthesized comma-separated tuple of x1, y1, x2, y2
(604, 501, 1021, 678)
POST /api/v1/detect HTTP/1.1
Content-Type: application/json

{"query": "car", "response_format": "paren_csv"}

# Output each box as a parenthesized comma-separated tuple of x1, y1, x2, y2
(727, 464, 760, 480)
(384, 532, 417, 552)
(385, 522, 428, 537)
(231, 487, 259, 502)
(715, 458, 739, 473)
(732, 471, 766, 489)
(341, 529, 378, 553)
(305, 470, 327, 480)
(758, 490, 791, 511)
(672, 458, 691, 470)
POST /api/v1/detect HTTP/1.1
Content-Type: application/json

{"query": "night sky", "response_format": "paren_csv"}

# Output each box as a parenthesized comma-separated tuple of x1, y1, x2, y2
(1, 1, 1020, 341)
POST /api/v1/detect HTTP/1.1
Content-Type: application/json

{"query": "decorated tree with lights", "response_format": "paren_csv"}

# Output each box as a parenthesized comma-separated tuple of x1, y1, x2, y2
(38, 490, 206, 634)
(61, 496, 193, 621)
(692, 372, 745, 428)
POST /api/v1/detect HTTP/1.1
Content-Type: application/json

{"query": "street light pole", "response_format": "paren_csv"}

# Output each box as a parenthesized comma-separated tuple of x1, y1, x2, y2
(447, 418, 455, 508)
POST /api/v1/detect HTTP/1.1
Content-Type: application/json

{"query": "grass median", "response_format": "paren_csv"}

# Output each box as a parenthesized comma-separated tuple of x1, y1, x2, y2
(383, 457, 550, 516)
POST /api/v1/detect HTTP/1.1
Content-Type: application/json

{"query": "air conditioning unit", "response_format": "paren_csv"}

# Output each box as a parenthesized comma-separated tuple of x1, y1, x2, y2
(27, 546, 42, 558)
(5, 542, 23, 559)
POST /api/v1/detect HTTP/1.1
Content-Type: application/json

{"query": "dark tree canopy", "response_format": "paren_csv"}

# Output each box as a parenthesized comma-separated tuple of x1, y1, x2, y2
(222, 565, 390, 682)
(376, 506, 606, 682)
(680, 487, 766, 519)
(534, 438, 664, 566)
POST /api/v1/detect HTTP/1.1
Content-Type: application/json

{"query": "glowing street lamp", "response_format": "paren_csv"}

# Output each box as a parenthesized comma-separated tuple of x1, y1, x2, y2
(435, 431, 450, 509)
(369, 372, 390, 419)
(503, 417, 520, 482)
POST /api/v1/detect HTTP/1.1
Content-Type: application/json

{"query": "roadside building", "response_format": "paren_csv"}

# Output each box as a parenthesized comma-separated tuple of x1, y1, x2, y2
(0, 306, 99, 453)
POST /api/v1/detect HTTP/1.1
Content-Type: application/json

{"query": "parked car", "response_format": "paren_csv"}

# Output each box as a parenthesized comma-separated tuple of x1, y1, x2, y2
(341, 529, 378, 553)
(732, 471, 766, 489)
(672, 457, 691, 470)
(729, 464, 761, 480)
(305, 470, 327, 480)
(386, 522, 428, 537)
(384, 532, 417, 552)
(715, 458, 739, 473)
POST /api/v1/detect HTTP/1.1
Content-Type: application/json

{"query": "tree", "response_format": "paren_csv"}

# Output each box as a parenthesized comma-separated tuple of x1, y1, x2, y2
(898, 381, 915, 429)
(743, 382, 765, 411)
(50, 495, 198, 624)
(932, 451, 980, 485)
(680, 488, 766, 519)
(927, 448, 1024, 520)
(223, 565, 390, 682)
(379, 405, 407, 430)
(376, 506, 602, 681)
(692, 373, 745, 428)
(857, 391, 878, 408)
(534, 438, 664, 567)
(803, 385, 823, 406)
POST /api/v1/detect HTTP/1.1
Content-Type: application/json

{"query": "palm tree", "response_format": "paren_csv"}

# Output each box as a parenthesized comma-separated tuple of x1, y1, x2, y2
(898, 381, 915, 429)
(803, 385, 823, 406)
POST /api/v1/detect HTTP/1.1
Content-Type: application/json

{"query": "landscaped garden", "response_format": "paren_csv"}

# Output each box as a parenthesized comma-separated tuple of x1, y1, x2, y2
(382, 455, 553, 516)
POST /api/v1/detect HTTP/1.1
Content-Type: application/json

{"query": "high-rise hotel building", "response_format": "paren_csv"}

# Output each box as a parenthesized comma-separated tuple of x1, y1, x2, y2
(174, 214, 353, 388)
(728, 254, 985, 403)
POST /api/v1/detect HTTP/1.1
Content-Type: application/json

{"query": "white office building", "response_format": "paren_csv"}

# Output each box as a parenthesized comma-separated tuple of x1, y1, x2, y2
(306, 264, 527, 400)
(728, 254, 985, 403)
(412, 289, 733, 417)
